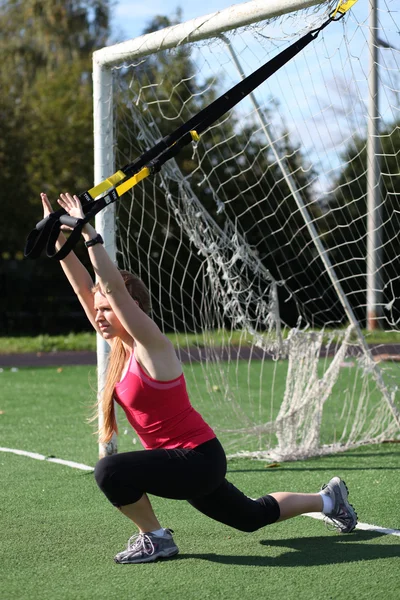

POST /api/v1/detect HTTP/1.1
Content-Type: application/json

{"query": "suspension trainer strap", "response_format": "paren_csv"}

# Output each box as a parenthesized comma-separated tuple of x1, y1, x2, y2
(115, 17, 333, 181)
(113, 16, 335, 181)
(24, 1, 357, 260)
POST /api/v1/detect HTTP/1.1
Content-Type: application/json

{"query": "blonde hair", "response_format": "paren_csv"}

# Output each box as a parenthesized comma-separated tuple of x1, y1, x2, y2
(92, 271, 151, 443)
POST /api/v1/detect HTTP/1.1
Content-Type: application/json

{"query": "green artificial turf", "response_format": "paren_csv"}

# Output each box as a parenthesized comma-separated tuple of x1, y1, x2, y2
(2, 326, 400, 353)
(1, 366, 399, 600)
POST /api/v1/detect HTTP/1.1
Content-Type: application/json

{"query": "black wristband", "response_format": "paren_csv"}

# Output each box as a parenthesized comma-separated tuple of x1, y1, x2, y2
(85, 233, 104, 248)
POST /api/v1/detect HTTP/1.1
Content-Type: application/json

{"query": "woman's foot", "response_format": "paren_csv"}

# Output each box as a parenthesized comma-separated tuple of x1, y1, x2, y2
(114, 529, 179, 564)
(320, 477, 358, 533)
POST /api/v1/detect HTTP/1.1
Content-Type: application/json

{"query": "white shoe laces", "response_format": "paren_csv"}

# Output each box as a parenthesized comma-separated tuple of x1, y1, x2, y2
(127, 532, 155, 557)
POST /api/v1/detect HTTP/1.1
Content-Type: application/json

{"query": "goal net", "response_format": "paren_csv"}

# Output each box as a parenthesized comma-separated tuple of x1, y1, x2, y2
(93, 0, 400, 460)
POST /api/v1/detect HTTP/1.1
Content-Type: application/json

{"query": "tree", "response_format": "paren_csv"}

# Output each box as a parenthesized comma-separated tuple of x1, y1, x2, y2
(0, 0, 111, 335)
(321, 122, 400, 326)
(0, 0, 111, 254)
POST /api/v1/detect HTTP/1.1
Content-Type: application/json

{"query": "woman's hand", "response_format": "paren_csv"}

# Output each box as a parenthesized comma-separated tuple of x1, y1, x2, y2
(57, 193, 85, 221)
(40, 192, 80, 231)
(41, 192, 54, 218)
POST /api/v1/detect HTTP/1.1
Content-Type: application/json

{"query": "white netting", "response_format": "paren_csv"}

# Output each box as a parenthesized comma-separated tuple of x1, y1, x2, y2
(102, 0, 400, 459)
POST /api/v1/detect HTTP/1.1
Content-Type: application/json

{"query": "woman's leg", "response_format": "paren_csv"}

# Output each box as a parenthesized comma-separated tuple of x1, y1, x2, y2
(189, 479, 356, 533)
(94, 440, 227, 563)
(189, 486, 324, 530)
(188, 483, 324, 531)
(117, 492, 321, 535)
(94, 439, 227, 530)
(188, 478, 281, 532)
(269, 492, 323, 520)
(118, 493, 161, 533)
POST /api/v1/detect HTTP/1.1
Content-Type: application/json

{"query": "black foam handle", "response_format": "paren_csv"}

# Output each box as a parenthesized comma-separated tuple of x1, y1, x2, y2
(59, 215, 83, 228)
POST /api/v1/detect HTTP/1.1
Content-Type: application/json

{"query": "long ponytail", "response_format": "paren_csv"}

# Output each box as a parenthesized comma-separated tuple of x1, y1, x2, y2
(98, 337, 127, 443)
(92, 271, 151, 443)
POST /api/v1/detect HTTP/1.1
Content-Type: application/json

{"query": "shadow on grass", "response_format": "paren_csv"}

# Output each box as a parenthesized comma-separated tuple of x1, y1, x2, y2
(179, 531, 400, 567)
(227, 447, 400, 474)
(228, 465, 400, 473)
(327, 450, 400, 458)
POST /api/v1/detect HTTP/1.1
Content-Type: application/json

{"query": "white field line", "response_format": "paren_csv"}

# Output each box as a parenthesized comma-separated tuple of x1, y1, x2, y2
(1, 447, 399, 538)
(304, 512, 400, 537)
(0, 447, 93, 471)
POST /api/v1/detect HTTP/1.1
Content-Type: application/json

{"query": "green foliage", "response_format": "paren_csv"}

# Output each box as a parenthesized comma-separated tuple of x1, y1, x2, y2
(322, 122, 400, 324)
(0, 0, 111, 335)
(0, 332, 97, 353)
(25, 62, 94, 199)
(2, 327, 400, 354)
(0, 0, 111, 255)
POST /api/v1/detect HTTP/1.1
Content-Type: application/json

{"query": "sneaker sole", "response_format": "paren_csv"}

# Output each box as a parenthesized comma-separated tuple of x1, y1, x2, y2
(114, 546, 179, 564)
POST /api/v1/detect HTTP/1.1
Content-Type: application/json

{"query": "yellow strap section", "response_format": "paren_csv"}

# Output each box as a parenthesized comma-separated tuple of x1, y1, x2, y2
(331, 0, 359, 19)
(87, 131, 198, 201)
(115, 167, 150, 196)
(88, 170, 126, 198)
(190, 130, 200, 142)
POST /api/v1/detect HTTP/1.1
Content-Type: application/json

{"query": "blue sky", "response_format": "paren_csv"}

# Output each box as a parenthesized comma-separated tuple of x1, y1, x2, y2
(107, 0, 399, 126)
(109, 1, 398, 64)
(107, 0, 399, 191)
(110, 0, 244, 42)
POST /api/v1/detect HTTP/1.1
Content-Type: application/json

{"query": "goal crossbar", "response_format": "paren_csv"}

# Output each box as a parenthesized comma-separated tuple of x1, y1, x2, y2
(93, 0, 326, 68)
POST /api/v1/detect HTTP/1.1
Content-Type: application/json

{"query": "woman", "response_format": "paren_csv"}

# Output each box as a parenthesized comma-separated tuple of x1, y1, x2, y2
(42, 191, 358, 565)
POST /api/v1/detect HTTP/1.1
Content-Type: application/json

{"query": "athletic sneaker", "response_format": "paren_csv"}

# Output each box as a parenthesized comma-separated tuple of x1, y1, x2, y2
(114, 529, 179, 564)
(320, 476, 358, 533)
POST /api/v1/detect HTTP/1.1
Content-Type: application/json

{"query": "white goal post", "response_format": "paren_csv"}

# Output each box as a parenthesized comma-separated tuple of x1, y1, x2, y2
(92, 0, 400, 459)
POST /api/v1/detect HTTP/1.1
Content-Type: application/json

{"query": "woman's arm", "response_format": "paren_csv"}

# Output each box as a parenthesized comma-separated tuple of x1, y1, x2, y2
(41, 193, 101, 335)
(57, 193, 168, 350)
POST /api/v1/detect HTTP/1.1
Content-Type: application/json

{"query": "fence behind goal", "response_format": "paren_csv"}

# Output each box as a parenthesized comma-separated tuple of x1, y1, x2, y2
(92, 0, 400, 459)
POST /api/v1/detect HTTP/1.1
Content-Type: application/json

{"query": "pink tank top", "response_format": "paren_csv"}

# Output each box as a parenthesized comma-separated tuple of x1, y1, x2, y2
(114, 352, 215, 450)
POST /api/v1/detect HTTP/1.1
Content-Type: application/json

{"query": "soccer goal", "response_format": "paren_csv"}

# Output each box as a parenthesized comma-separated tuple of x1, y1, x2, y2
(93, 0, 400, 459)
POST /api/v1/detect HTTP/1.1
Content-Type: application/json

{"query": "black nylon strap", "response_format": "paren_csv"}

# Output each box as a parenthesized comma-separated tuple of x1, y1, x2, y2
(24, 213, 61, 259)
(121, 19, 331, 179)
(24, 16, 332, 260)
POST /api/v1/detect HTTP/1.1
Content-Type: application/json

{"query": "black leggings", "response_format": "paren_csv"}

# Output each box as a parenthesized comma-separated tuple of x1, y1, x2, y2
(94, 438, 280, 532)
